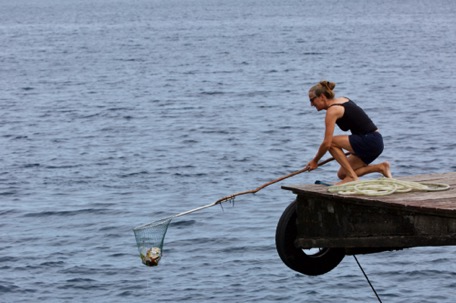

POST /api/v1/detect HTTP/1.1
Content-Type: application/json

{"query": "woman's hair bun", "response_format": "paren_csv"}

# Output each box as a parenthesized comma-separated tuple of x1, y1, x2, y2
(309, 80, 336, 99)
(319, 80, 336, 91)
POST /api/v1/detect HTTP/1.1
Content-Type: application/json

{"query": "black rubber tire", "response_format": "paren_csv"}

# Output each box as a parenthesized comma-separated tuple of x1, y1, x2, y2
(275, 200, 345, 276)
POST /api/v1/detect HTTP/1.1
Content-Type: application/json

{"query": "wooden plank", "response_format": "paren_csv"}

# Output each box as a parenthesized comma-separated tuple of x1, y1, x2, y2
(282, 172, 456, 248)
(293, 195, 456, 248)
(282, 172, 456, 217)
(295, 234, 456, 248)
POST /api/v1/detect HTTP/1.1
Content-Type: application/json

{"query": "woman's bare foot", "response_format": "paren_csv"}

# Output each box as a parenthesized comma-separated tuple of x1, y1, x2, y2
(336, 176, 358, 185)
(380, 161, 392, 178)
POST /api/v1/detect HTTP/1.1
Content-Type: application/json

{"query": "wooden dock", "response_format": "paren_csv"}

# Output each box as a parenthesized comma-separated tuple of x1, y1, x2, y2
(275, 172, 456, 275)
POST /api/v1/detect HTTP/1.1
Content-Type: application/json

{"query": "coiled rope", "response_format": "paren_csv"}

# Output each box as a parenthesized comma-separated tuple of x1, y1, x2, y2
(328, 177, 450, 196)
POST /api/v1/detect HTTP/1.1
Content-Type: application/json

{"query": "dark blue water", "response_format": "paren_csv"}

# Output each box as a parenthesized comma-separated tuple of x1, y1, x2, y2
(1, 0, 456, 302)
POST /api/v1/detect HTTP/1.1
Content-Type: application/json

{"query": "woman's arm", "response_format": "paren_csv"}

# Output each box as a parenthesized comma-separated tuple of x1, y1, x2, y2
(307, 106, 343, 170)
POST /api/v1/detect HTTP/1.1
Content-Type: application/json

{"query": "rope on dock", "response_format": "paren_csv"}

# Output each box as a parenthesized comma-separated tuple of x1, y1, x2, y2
(328, 177, 450, 196)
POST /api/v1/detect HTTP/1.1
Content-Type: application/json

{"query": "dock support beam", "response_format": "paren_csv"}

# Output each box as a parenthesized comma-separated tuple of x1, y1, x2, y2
(294, 192, 456, 248)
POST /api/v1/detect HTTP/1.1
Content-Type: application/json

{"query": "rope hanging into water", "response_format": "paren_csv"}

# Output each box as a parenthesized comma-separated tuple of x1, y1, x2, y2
(353, 255, 383, 303)
(328, 177, 450, 196)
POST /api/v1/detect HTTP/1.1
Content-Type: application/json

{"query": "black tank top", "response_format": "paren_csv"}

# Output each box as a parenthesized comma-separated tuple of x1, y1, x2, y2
(330, 100, 377, 135)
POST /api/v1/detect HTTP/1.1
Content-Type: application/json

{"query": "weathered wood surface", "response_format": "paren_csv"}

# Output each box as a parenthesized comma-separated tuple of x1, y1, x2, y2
(282, 172, 456, 248)
(282, 172, 456, 217)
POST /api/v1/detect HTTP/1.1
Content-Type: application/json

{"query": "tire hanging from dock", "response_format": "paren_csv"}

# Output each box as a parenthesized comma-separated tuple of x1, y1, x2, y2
(275, 200, 345, 276)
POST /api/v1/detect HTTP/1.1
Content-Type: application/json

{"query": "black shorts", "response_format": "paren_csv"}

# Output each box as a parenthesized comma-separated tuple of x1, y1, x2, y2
(349, 131, 384, 164)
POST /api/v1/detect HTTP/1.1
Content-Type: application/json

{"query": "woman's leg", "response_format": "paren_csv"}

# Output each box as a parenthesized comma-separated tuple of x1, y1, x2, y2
(337, 154, 366, 180)
(328, 135, 359, 183)
(355, 162, 392, 179)
(330, 135, 392, 183)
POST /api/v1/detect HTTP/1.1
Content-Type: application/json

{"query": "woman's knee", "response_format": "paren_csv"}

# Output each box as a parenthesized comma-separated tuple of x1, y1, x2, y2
(337, 168, 346, 180)
(331, 135, 352, 150)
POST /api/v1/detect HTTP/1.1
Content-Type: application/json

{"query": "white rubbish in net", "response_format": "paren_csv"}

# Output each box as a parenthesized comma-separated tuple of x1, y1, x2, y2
(133, 217, 172, 266)
(328, 178, 450, 196)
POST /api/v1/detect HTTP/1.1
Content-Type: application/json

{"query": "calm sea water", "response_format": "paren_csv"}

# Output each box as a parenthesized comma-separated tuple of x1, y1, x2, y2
(1, 0, 456, 302)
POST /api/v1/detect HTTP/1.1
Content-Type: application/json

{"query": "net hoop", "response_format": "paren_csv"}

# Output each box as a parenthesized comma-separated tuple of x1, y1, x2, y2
(133, 216, 173, 267)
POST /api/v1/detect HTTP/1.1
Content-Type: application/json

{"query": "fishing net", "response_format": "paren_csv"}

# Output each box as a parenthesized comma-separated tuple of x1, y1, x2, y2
(133, 217, 173, 267)
(132, 155, 343, 267)
(132, 198, 237, 267)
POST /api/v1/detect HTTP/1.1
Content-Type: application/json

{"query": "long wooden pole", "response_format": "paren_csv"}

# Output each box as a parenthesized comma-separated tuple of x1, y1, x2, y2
(170, 153, 348, 219)
(213, 153, 347, 204)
